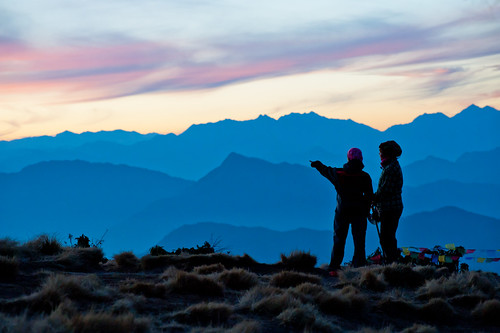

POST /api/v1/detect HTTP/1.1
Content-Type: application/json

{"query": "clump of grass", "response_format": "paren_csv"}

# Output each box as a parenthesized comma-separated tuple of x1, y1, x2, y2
(280, 250, 317, 271)
(70, 311, 150, 332)
(277, 304, 316, 328)
(449, 294, 487, 309)
(141, 252, 256, 271)
(413, 265, 437, 280)
(14, 273, 112, 314)
(227, 320, 262, 333)
(111, 295, 147, 315)
(269, 271, 321, 288)
(375, 297, 418, 318)
(119, 280, 167, 298)
(0, 256, 19, 280)
(238, 285, 283, 310)
(359, 268, 387, 292)
(472, 299, 500, 325)
(193, 263, 225, 274)
(317, 285, 367, 315)
(467, 272, 496, 296)
(290, 282, 327, 303)
(419, 298, 456, 323)
(165, 270, 224, 296)
(24, 234, 63, 256)
(0, 238, 20, 257)
(174, 302, 233, 326)
(400, 324, 439, 333)
(114, 251, 140, 272)
(57, 247, 105, 271)
(219, 268, 259, 290)
(251, 292, 302, 316)
(382, 263, 425, 288)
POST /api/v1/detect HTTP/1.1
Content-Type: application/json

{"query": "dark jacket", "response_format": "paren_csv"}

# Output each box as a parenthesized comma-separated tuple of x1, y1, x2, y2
(373, 158, 403, 213)
(314, 159, 373, 217)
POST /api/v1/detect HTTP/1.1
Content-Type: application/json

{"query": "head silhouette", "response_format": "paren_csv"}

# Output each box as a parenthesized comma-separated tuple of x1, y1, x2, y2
(347, 148, 363, 161)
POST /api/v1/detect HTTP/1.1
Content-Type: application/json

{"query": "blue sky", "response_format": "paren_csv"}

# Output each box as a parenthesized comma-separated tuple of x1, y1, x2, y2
(1, 0, 499, 140)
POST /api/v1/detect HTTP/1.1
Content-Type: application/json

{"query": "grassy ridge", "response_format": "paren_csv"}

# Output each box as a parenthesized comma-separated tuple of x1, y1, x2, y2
(0, 235, 499, 332)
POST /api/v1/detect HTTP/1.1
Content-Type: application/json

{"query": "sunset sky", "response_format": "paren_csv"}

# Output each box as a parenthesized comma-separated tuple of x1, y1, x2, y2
(1, 0, 499, 140)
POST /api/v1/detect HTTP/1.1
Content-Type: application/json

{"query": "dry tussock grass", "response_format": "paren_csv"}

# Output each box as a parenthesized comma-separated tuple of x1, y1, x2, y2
(238, 285, 283, 310)
(0, 255, 19, 280)
(119, 280, 167, 298)
(193, 263, 225, 274)
(111, 295, 147, 315)
(277, 303, 341, 332)
(472, 299, 500, 325)
(174, 302, 233, 326)
(226, 320, 262, 333)
(280, 250, 317, 271)
(417, 271, 496, 300)
(251, 292, 302, 316)
(165, 269, 224, 296)
(57, 247, 104, 271)
(0, 238, 20, 257)
(317, 285, 367, 315)
(400, 323, 438, 333)
(269, 271, 321, 288)
(113, 251, 140, 271)
(24, 234, 63, 256)
(13, 273, 112, 314)
(419, 298, 456, 323)
(359, 268, 387, 292)
(141, 253, 256, 271)
(71, 311, 150, 333)
(382, 264, 425, 288)
(218, 268, 258, 290)
(375, 296, 418, 318)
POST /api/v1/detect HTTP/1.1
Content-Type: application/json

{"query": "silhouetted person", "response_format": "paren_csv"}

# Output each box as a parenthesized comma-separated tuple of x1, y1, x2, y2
(373, 140, 403, 264)
(311, 148, 373, 275)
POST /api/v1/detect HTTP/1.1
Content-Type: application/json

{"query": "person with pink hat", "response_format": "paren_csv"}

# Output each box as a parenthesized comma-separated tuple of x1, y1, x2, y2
(311, 148, 373, 276)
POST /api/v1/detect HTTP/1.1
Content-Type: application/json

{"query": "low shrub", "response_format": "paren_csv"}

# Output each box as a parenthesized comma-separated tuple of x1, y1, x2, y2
(149, 245, 168, 256)
(472, 299, 500, 325)
(219, 268, 258, 290)
(375, 297, 418, 318)
(238, 286, 283, 310)
(280, 250, 317, 271)
(114, 251, 140, 272)
(174, 302, 233, 326)
(0, 256, 19, 280)
(269, 271, 321, 288)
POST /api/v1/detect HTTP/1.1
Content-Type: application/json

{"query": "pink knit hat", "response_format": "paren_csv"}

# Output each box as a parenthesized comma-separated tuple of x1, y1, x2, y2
(347, 148, 363, 161)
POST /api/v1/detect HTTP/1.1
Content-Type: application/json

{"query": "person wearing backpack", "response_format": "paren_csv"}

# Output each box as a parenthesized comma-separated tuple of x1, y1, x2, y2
(372, 140, 403, 264)
(311, 148, 373, 276)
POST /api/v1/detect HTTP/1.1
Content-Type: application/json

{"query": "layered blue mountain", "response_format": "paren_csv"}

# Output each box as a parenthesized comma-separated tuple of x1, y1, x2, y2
(106, 153, 499, 255)
(404, 147, 500, 186)
(0, 105, 498, 180)
(158, 208, 500, 273)
(0, 160, 193, 242)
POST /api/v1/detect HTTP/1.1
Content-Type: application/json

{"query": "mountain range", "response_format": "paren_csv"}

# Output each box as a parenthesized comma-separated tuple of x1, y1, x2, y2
(0, 105, 498, 180)
(158, 206, 500, 273)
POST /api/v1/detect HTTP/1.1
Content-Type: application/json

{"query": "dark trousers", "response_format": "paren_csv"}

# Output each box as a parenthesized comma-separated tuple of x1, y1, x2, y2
(330, 211, 367, 269)
(379, 208, 403, 263)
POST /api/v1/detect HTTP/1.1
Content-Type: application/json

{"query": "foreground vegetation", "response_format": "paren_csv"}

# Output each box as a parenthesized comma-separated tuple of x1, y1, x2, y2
(0, 235, 499, 332)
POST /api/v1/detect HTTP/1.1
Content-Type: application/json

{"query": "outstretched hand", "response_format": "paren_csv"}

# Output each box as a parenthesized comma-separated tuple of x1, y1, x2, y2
(310, 160, 322, 169)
